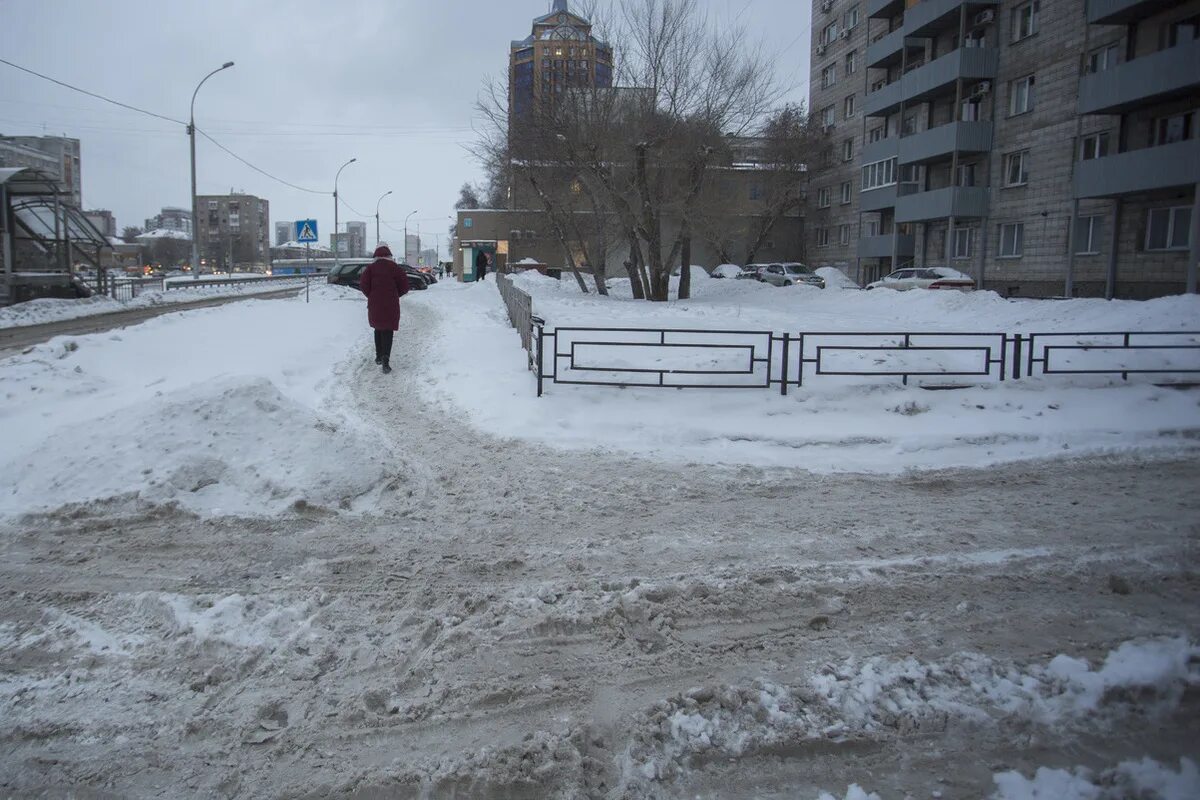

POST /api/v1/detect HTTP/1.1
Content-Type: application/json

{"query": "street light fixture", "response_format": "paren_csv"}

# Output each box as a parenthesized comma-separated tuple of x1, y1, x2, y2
(188, 60, 234, 280)
(403, 209, 418, 265)
(333, 157, 357, 272)
(374, 190, 393, 249)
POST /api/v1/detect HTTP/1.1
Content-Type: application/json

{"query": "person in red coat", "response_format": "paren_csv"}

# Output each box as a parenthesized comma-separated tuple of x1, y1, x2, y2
(358, 245, 410, 374)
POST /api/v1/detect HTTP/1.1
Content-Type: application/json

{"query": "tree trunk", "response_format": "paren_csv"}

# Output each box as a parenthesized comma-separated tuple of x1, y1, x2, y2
(624, 240, 645, 299)
(526, 172, 589, 293)
(592, 242, 609, 295)
(678, 226, 692, 300)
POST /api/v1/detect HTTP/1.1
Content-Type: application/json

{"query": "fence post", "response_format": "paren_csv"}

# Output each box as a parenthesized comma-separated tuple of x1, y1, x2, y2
(536, 323, 545, 397)
(1013, 334, 1023, 380)
(780, 333, 790, 396)
(306, 275, 310, 304)
(1122, 332, 1130, 381)
(902, 333, 911, 386)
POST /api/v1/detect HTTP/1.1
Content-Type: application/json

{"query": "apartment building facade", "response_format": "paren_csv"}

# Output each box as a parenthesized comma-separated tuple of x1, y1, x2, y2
(0, 135, 83, 208)
(196, 192, 270, 271)
(144, 206, 193, 237)
(809, 0, 1199, 298)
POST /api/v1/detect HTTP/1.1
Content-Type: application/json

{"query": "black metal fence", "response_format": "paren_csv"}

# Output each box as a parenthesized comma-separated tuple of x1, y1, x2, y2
(496, 275, 536, 369)
(530, 323, 1200, 396)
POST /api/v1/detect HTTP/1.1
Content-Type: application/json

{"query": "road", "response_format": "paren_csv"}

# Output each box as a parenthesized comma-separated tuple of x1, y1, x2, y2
(0, 286, 304, 355)
(0, 299, 1197, 799)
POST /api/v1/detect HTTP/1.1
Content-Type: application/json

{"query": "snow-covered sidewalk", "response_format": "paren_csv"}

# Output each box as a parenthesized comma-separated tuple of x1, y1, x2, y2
(1, 280, 1199, 520)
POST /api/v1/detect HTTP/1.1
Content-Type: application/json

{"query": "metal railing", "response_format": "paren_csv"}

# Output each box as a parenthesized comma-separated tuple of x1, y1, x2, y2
(529, 323, 1200, 396)
(163, 274, 310, 290)
(496, 274, 536, 369)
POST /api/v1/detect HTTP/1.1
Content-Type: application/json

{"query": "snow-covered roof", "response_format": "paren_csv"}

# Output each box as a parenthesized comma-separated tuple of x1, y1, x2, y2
(137, 228, 191, 241)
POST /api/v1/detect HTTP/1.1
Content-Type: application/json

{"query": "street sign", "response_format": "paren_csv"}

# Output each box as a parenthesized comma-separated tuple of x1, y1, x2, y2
(296, 219, 319, 243)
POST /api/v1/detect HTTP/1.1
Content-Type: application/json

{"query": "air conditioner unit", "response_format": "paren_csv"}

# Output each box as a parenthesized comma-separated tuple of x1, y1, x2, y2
(816, 43, 827, 55)
(839, 29, 850, 40)
(821, 0, 833, 12)
(972, 80, 992, 95)
(974, 9, 995, 26)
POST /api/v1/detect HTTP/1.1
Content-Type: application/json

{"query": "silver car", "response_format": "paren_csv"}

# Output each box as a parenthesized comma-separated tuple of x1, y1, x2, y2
(756, 262, 826, 288)
(866, 266, 976, 291)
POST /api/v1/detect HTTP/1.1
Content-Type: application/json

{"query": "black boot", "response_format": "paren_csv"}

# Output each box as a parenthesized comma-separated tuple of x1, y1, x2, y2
(375, 355, 383, 365)
(382, 362, 392, 374)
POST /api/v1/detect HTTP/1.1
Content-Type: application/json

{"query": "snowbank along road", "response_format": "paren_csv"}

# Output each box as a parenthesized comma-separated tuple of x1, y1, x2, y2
(0, 287, 1197, 799)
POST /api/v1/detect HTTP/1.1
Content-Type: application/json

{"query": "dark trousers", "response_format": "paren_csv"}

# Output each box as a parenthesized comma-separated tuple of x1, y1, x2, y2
(373, 329, 394, 364)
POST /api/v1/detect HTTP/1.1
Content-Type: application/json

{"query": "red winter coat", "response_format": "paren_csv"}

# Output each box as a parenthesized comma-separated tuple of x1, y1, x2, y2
(359, 259, 410, 331)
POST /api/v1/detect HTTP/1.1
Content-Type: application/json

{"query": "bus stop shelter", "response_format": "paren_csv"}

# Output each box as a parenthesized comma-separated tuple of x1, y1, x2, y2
(1, 166, 110, 305)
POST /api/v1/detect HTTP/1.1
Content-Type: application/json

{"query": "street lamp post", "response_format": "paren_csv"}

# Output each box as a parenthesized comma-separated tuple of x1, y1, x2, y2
(189, 61, 234, 280)
(333, 157, 357, 273)
(403, 209, 418, 265)
(374, 190, 393, 249)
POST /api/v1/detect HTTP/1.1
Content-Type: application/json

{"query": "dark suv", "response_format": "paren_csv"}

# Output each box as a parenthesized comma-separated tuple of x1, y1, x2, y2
(327, 261, 428, 290)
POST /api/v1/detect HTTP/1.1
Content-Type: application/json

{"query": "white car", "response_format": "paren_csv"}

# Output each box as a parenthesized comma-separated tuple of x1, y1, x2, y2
(711, 264, 742, 279)
(866, 266, 976, 291)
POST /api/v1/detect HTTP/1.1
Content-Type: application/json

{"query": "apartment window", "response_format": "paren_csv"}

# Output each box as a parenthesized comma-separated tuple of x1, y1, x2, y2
(822, 105, 836, 128)
(840, 181, 852, 204)
(845, 50, 858, 74)
(1012, 1, 1039, 42)
(839, 224, 852, 246)
(901, 113, 917, 135)
(843, 5, 859, 30)
(1079, 132, 1110, 160)
(842, 137, 854, 161)
(868, 126, 885, 143)
(961, 98, 981, 121)
(1145, 207, 1193, 251)
(1003, 151, 1029, 187)
(998, 223, 1025, 257)
(1074, 215, 1103, 255)
(823, 22, 839, 45)
(1086, 42, 1119, 74)
(899, 164, 921, 189)
(817, 187, 832, 208)
(816, 227, 830, 247)
(866, 219, 880, 236)
(749, 182, 764, 201)
(1152, 112, 1196, 146)
(956, 162, 977, 187)
(821, 64, 837, 89)
(1163, 16, 1200, 49)
(1009, 75, 1035, 115)
(861, 157, 897, 191)
(953, 227, 974, 259)
(844, 94, 856, 118)
(208, 200, 218, 210)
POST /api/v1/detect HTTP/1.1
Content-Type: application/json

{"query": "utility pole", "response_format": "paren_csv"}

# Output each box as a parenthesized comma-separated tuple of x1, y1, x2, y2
(375, 190, 393, 249)
(333, 158, 357, 274)
(188, 61, 234, 280)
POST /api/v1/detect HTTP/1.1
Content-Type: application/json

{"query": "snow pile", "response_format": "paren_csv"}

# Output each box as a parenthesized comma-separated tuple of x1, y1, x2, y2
(136, 228, 191, 241)
(817, 789, 881, 800)
(817, 266, 860, 289)
(0, 377, 390, 516)
(0, 286, 387, 518)
(618, 638, 1199, 783)
(992, 757, 1200, 800)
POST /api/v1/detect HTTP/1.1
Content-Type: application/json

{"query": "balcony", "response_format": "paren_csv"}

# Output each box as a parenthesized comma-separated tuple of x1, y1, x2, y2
(1078, 39, 1200, 115)
(864, 47, 999, 117)
(895, 186, 990, 223)
(898, 120, 994, 165)
(906, 0, 999, 38)
(857, 233, 915, 259)
(861, 136, 900, 166)
(1074, 139, 1200, 199)
(1086, 0, 1181, 25)
(868, 0, 905, 18)
(860, 185, 899, 212)
(866, 27, 907, 69)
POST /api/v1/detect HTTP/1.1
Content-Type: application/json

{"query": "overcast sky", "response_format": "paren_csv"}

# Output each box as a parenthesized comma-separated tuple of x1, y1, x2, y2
(0, 0, 809, 257)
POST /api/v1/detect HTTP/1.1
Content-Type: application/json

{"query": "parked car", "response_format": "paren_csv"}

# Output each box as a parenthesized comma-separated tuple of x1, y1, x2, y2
(736, 265, 764, 280)
(865, 266, 976, 291)
(758, 262, 825, 288)
(711, 264, 742, 279)
(327, 261, 429, 290)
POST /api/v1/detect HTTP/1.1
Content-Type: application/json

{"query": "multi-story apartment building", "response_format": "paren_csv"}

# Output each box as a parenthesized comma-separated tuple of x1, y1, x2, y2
(84, 209, 117, 239)
(275, 220, 293, 247)
(0, 134, 82, 207)
(196, 192, 270, 271)
(509, 0, 613, 123)
(345, 220, 367, 258)
(144, 206, 193, 236)
(809, 0, 1198, 298)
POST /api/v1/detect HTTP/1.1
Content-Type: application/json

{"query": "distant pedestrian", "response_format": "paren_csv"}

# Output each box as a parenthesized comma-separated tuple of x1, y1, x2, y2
(359, 244, 410, 374)
(476, 250, 489, 281)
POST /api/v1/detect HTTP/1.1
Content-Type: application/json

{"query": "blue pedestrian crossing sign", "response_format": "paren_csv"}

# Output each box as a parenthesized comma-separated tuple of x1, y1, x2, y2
(296, 219, 319, 243)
